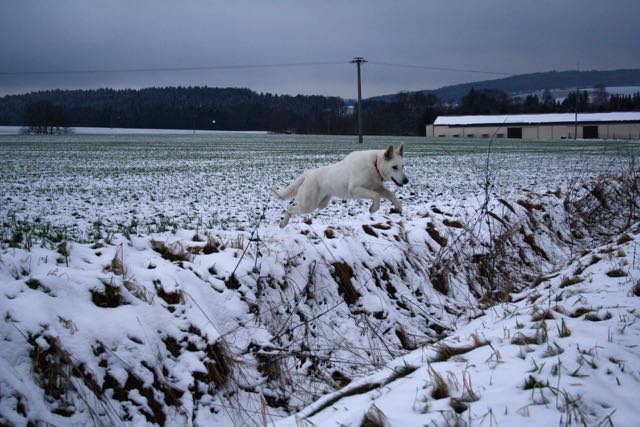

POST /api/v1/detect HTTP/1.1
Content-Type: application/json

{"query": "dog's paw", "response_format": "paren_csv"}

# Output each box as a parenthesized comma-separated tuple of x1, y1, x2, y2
(369, 203, 380, 214)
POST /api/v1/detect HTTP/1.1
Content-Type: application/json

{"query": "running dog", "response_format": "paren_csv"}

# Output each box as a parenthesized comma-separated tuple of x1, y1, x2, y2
(272, 144, 409, 228)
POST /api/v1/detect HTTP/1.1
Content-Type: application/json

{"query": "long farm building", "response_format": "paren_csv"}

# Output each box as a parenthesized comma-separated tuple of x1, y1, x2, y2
(426, 112, 640, 140)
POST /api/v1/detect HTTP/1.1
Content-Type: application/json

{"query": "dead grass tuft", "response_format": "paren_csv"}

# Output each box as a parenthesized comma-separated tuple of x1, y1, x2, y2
(29, 335, 103, 417)
(511, 332, 544, 346)
(426, 223, 447, 246)
(559, 275, 584, 288)
(531, 309, 555, 322)
(151, 240, 193, 263)
(584, 311, 612, 322)
(361, 404, 389, 427)
(202, 234, 224, 254)
(428, 264, 450, 295)
(91, 281, 127, 308)
(606, 268, 628, 278)
(557, 318, 571, 338)
(108, 244, 126, 276)
(569, 307, 594, 318)
(632, 280, 640, 297)
(617, 233, 632, 245)
(361, 224, 378, 237)
(395, 327, 417, 351)
(204, 340, 234, 388)
(123, 280, 153, 304)
(523, 375, 547, 390)
(449, 398, 469, 414)
(542, 341, 565, 358)
(224, 273, 241, 290)
(324, 227, 336, 238)
(331, 262, 359, 304)
(443, 218, 464, 229)
(432, 338, 488, 363)
(26, 277, 51, 293)
(429, 367, 449, 400)
(154, 279, 183, 305)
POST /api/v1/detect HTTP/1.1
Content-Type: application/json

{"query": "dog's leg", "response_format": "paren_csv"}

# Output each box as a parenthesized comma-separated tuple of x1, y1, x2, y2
(318, 195, 331, 209)
(280, 211, 291, 228)
(377, 187, 402, 214)
(349, 187, 382, 213)
(280, 203, 305, 228)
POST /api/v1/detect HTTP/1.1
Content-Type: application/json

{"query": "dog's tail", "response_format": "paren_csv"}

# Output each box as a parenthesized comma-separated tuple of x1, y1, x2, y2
(272, 173, 306, 200)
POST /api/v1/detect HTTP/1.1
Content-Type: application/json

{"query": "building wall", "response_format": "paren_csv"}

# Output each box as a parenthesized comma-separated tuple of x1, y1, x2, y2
(427, 123, 640, 140)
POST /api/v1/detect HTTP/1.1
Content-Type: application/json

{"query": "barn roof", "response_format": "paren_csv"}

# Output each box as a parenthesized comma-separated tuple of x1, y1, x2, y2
(433, 112, 640, 126)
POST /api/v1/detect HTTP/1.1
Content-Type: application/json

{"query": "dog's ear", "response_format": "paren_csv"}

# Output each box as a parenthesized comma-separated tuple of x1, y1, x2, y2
(396, 143, 404, 157)
(383, 144, 394, 160)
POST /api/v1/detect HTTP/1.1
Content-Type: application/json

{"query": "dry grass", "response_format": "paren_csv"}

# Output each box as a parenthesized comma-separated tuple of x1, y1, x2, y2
(123, 280, 153, 304)
(150, 240, 193, 263)
(531, 309, 555, 322)
(559, 275, 584, 288)
(91, 280, 127, 308)
(429, 367, 449, 400)
(360, 404, 389, 427)
(523, 375, 547, 390)
(431, 337, 488, 363)
(426, 223, 447, 247)
(331, 262, 359, 304)
(632, 280, 640, 297)
(584, 311, 612, 322)
(606, 268, 628, 278)
(557, 318, 571, 338)
(202, 234, 224, 254)
(204, 340, 235, 388)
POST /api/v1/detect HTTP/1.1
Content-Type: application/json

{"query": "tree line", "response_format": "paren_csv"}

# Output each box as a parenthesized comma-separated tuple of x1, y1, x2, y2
(1, 85, 639, 136)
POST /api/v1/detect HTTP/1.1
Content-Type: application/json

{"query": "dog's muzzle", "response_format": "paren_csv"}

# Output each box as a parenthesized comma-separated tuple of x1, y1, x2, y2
(392, 177, 409, 187)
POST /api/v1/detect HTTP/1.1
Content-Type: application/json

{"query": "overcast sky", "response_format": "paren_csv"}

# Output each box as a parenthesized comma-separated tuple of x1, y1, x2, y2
(1, 0, 639, 99)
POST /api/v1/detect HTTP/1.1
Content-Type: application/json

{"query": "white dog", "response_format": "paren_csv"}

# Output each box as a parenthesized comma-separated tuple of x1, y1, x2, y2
(272, 144, 409, 228)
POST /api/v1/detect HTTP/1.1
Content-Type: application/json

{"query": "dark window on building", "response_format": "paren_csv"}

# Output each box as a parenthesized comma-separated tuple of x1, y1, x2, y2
(507, 127, 522, 139)
(583, 126, 599, 139)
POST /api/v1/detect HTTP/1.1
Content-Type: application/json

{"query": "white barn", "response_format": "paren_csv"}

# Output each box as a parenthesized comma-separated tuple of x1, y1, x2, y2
(426, 112, 640, 140)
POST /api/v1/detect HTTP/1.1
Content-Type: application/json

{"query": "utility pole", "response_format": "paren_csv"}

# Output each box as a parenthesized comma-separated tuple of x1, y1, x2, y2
(351, 57, 367, 144)
(574, 62, 580, 140)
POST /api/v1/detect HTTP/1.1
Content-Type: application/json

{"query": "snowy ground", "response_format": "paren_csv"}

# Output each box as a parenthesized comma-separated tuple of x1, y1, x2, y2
(276, 229, 640, 427)
(1, 133, 636, 240)
(1, 134, 639, 426)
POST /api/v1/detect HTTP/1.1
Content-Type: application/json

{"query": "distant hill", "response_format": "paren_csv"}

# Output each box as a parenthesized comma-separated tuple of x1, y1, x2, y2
(370, 69, 640, 103)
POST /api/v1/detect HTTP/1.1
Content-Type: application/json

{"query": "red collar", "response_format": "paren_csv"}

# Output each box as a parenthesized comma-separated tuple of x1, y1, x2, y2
(374, 156, 384, 181)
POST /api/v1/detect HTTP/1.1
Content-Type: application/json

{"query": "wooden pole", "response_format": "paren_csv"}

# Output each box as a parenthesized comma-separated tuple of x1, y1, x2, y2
(351, 57, 367, 143)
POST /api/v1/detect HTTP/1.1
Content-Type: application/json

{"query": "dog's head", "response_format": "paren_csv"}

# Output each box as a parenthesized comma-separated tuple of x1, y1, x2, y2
(380, 144, 409, 187)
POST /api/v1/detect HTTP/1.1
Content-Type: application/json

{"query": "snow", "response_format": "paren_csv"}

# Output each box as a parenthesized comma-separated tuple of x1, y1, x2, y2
(1, 134, 639, 426)
(434, 112, 640, 126)
(276, 230, 640, 427)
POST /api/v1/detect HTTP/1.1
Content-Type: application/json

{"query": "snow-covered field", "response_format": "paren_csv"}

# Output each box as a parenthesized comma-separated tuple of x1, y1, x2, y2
(1, 133, 639, 426)
(1, 133, 636, 240)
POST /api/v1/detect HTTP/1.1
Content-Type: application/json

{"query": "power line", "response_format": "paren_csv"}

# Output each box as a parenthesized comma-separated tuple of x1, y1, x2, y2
(0, 60, 516, 78)
(368, 61, 513, 76)
(0, 61, 348, 77)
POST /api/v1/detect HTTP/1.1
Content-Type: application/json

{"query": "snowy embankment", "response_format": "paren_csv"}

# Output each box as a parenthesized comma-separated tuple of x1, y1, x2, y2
(1, 172, 639, 426)
(278, 227, 640, 427)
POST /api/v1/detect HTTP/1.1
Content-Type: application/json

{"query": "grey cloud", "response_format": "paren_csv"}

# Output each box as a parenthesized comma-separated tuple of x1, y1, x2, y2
(1, 0, 639, 98)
